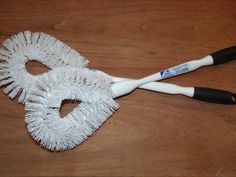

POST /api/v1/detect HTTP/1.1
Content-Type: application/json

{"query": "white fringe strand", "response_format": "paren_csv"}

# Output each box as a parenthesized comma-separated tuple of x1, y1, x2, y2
(25, 67, 119, 151)
(0, 31, 89, 103)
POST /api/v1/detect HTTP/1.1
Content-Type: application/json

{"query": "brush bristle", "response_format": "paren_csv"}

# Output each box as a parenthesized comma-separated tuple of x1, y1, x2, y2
(0, 31, 89, 103)
(25, 67, 119, 151)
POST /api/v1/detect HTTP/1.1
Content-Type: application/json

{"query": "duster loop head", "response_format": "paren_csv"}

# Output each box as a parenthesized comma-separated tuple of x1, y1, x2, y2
(0, 31, 88, 103)
(25, 67, 119, 151)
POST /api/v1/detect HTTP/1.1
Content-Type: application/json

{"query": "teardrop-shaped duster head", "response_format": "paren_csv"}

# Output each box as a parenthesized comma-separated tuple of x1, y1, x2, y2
(0, 31, 88, 103)
(25, 67, 119, 151)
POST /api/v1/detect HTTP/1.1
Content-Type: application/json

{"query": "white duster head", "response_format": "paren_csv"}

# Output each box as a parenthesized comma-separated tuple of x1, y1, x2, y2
(0, 31, 88, 103)
(25, 67, 119, 151)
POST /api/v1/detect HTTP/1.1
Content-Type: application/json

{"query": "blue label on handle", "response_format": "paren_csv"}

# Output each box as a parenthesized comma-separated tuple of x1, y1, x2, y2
(160, 64, 190, 79)
(160, 69, 174, 78)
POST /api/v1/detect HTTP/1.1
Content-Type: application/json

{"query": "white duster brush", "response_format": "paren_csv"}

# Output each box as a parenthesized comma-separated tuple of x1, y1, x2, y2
(25, 67, 118, 151)
(0, 31, 88, 103)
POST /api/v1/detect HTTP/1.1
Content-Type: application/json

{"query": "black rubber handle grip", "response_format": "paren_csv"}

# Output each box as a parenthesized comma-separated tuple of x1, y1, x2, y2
(211, 46, 236, 65)
(193, 87, 236, 104)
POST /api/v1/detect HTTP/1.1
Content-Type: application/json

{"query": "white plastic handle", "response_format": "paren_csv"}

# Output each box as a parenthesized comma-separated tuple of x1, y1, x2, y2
(112, 76, 194, 97)
(137, 55, 213, 85)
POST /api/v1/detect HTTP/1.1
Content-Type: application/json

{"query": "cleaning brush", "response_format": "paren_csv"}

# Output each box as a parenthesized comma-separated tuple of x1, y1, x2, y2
(0, 31, 88, 103)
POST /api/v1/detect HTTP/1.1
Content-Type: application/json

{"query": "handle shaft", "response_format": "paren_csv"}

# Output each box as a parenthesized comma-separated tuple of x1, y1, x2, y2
(138, 45, 236, 81)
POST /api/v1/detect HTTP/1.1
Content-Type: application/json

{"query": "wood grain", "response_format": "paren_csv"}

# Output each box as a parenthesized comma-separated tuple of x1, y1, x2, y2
(0, 0, 236, 176)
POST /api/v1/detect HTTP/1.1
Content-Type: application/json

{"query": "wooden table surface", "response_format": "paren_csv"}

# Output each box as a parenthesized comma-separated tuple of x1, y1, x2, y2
(0, 0, 236, 177)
